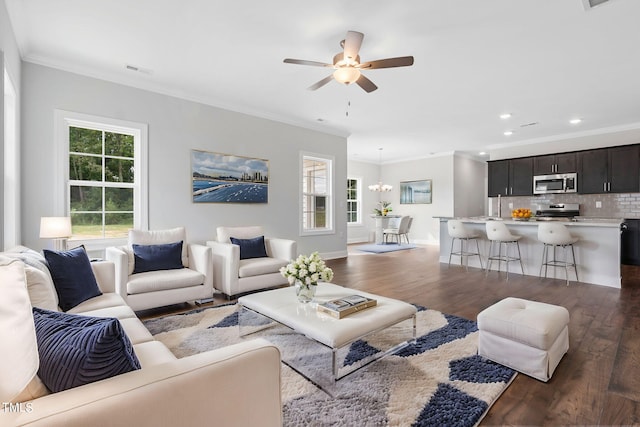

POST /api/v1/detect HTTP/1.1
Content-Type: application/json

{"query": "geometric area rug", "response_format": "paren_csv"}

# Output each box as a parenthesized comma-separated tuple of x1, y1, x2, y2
(143, 303, 516, 427)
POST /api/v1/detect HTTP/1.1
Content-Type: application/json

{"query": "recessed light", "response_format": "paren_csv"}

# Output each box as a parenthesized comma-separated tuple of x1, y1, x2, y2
(504, 130, 514, 136)
(570, 118, 582, 124)
(500, 113, 512, 119)
(125, 64, 153, 75)
(479, 151, 487, 156)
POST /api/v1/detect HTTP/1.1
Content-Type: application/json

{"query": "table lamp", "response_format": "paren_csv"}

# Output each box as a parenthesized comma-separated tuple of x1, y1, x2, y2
(40, 217, 72, 251)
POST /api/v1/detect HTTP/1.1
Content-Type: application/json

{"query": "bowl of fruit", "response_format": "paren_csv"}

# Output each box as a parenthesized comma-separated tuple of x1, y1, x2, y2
(512, 208, 532, 221)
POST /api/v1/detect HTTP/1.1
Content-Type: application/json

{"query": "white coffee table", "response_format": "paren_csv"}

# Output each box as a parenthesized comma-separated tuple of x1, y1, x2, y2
(238, 283, 417, 393)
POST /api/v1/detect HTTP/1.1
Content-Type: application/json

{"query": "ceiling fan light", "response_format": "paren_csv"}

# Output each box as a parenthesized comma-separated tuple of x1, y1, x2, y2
(333, 67, 361, 84)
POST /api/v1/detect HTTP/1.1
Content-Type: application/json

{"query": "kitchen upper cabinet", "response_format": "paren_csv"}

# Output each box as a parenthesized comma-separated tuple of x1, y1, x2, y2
(578, 145, 640, 194)
(488, 158, 533, 197)
(488, 160, 509, 197)
(609, 145, 640, 193)
(533, 153, 577, 175)
(510, 157, 534, 195)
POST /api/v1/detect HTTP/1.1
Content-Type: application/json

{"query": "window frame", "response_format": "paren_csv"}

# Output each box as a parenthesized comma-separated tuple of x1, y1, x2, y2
(3, 67, 19, 250)
(299, 151, 335, 236)
(347, 176, 362, 226)
(55, 110, 148, 252)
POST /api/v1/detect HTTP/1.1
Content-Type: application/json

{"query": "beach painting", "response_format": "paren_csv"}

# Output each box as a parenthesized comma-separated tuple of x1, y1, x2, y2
(191, 150, 269, 203)
(400, 179, 432, 204)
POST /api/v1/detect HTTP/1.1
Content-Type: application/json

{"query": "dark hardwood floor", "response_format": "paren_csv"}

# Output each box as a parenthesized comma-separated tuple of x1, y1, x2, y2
(139, 245, 640, 426)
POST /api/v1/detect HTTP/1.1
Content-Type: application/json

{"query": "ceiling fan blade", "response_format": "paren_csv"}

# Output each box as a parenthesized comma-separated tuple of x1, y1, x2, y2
(307, 75, 334, 91)
(356, 74, 378, 93)
(343, 31, 364, 62)
(284, 58, 332, 67)
(359, 56, 414, 69)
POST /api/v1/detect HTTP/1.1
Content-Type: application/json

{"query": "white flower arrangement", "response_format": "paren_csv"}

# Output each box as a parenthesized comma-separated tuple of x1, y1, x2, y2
(280, 252, 334, 286)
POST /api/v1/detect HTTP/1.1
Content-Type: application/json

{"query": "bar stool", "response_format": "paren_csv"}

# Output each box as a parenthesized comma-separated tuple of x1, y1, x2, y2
(447, 220, 483, 270)
(537, 223, 579, 286)
(485, 221, 524, 279)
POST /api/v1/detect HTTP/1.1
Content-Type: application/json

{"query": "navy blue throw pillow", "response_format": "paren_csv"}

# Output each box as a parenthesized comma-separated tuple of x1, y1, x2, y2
(132, 241, 184, 274)
(43, 246, 102, 312)
(32, 307, 141, 393)
(230, 235, 268, 260)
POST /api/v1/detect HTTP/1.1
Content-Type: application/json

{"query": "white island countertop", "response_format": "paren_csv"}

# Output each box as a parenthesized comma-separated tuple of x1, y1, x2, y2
(438, 216, 623, 288)
(437, 216, 623, 228)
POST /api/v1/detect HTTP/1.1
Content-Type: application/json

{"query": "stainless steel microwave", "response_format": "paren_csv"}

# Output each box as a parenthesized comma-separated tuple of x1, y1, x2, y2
(533, 173, 577, 194)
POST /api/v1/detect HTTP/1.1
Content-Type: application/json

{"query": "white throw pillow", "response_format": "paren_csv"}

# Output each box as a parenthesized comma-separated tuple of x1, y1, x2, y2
(24, 264, 59, 311)
(0, 256, 48, 402)
(128, 227, 188, 272)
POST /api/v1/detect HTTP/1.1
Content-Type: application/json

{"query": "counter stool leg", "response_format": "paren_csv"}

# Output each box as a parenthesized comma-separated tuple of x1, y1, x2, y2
(485, 241, 494, 276)
(516, 242, 524, 275)
(505, 242, 510, 281)
(475, 238, 483, 269)
(448, 237, 456, 266)
(539, 244, 546, 278)
(571, 244, 578, 283)
(461, 238, 466, 268)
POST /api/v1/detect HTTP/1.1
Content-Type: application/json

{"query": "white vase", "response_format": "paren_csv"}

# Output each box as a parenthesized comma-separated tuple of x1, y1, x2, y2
(294, 280, 317, 303)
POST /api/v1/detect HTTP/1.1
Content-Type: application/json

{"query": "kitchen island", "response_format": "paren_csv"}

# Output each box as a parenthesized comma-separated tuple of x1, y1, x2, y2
(439, 217, 623, 288)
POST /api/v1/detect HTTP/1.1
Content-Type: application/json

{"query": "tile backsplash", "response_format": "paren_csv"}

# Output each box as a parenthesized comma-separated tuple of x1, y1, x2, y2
(490, 193, 640, 219)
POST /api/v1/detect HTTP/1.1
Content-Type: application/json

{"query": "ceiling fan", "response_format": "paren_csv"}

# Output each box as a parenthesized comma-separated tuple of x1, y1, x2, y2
(283, 30, 414, 93)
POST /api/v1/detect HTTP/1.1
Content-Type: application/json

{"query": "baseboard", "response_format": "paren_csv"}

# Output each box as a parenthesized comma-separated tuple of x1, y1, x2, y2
(320, 249, 348, 260)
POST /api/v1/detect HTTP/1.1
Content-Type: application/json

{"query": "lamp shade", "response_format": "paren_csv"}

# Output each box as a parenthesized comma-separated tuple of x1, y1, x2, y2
(333, 67, 361, 84)
(40, 217, 72, 239)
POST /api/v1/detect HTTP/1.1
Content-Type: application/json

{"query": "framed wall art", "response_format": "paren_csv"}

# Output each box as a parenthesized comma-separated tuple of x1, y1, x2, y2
(400, 179, 432, 204)
(191, 149, 269, 203)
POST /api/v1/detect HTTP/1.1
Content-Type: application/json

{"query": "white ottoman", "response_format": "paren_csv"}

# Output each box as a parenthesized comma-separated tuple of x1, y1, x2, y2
(477, 297, 569, 382)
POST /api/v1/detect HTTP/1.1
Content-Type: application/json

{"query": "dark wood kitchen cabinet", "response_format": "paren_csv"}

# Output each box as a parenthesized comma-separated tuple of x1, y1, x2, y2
(533, 153, 577, 175)
(488, 160, 509, 197)
(578, 145, 640, 194)
(621, 219, 640, 266)
(488, 158, 533, 196)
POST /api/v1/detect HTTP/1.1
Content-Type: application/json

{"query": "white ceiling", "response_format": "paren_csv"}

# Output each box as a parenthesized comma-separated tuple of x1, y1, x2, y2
(5, 0, 640, 163)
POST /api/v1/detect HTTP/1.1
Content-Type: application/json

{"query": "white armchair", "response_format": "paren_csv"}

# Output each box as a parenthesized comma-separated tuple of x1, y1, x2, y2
(206, 226, 297, 298)
(105, 227, 213, 311)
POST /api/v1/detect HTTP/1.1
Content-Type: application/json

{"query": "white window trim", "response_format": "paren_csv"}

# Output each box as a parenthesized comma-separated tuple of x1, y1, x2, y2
(3, 68, 19, 250)
(299, 151, 335, 236)
(54, 110, 148, 251)
(347, 176, 363, 226)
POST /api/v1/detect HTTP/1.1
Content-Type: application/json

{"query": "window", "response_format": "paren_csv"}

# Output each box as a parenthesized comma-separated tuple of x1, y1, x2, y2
(55, 111, 148, 249)
(347, 177, 361, 225)
(301, 153, 334, 235)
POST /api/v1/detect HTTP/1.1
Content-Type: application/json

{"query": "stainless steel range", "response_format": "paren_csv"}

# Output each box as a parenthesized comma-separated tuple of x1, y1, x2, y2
(534, 203, 580, 221)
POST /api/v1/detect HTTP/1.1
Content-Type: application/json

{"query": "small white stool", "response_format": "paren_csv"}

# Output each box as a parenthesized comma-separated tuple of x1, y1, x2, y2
(485, 221, 524, 279)
(447, 220, 483, 270)
(477, 297, 570, 382)
(538, 223, 579, 286)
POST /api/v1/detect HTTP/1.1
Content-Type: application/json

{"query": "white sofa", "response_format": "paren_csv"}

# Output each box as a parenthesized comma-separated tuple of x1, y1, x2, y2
(105, 227, 214, 311)
(1, 247, 282, 427)
(206, 226, 297, 298)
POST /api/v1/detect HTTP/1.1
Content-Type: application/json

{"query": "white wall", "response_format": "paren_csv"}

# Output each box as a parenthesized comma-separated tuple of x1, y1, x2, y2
(1, 0, 22, 250)
(20, 62, 347, 258)
(375, 153, 457, 245)
(453, 155, 487, 217)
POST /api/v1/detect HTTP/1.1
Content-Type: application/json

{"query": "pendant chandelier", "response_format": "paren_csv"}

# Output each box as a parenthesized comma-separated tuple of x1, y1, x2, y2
(368, 148, 392, 192)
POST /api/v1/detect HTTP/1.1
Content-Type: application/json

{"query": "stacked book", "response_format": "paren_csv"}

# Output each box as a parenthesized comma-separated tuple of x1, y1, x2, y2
(317, 295, 377, 319)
